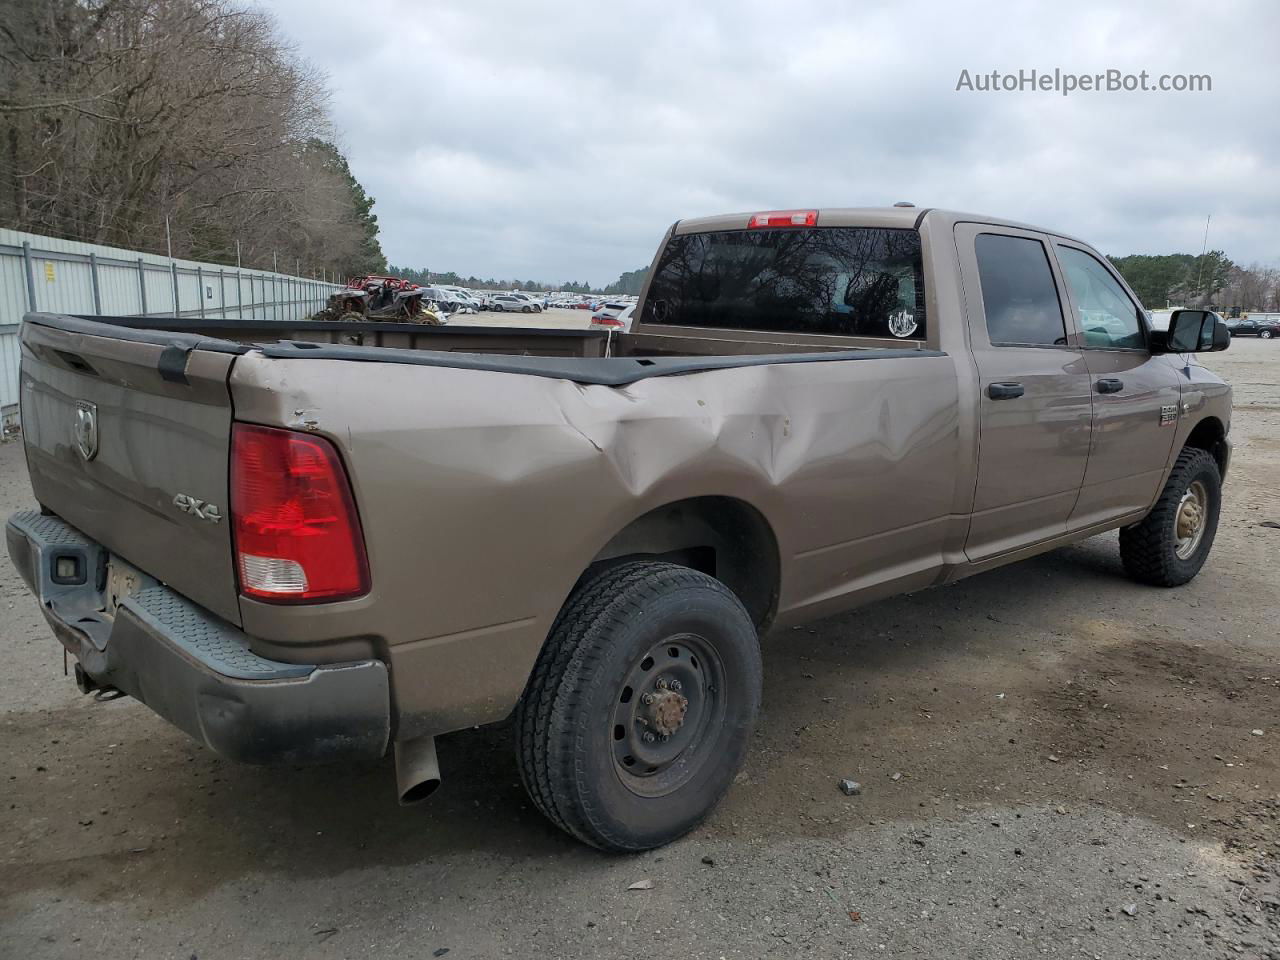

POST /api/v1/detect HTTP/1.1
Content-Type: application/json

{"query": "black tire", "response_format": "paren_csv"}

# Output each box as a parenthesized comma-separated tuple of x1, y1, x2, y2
(521, 305, 532, 313)
(1261, 329, 1274, 340)
(1119, 447, 1221, 586)
(515, 561, 762, 852)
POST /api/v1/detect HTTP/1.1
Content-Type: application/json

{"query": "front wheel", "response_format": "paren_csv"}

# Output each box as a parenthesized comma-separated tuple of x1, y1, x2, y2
(516, 561, 762, 852)
(1119, 447, 1221, 586)
(1260, 329, 1274, 339)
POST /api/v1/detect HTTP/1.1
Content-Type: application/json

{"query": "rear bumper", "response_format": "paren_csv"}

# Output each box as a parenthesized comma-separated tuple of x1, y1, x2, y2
(5, 510, 390, 765)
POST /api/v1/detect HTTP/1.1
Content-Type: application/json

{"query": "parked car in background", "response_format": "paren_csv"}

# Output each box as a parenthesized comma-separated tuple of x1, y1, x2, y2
(492, 294, 537, 313)
(1224, 314, 1280, 339)
(510, 293, 543, 313)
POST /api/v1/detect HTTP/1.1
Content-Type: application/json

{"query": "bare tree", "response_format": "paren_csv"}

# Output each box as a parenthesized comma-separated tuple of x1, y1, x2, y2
(0, 0, 384, 274)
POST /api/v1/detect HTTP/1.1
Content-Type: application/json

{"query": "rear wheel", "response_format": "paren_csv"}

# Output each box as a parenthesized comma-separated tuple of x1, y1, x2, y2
(516, 561, 761, 852)
(1119, 447, 1221, 586)
(1260, 329, 1274, 339)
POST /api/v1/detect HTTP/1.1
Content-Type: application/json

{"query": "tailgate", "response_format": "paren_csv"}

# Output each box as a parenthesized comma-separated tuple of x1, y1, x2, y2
(19, 316, 244, 625)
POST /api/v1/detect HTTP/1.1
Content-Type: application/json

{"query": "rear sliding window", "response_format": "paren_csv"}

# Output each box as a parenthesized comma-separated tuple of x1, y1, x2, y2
(641, 227, 926, 339)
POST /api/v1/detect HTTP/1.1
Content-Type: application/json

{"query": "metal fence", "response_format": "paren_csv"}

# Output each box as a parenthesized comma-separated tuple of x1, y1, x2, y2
(0, 228, 341, 426)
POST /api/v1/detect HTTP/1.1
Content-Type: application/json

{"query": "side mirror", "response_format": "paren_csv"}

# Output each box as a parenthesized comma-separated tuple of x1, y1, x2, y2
(1159, 309, 1230, 353)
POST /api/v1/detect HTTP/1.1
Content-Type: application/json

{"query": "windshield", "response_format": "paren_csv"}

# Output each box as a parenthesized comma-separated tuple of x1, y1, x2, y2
(641, 226, 926, 339)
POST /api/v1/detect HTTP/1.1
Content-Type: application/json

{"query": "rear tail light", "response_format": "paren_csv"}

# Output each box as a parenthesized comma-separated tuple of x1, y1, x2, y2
(591, 314, 624, 327)
(230, 423, 370, 603)
(748, 210, 818, 228)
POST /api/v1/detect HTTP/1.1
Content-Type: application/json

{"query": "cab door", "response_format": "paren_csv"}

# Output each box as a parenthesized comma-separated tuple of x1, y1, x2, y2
(1051, 242, 1182, 527)
(955, 224, 1095, 561)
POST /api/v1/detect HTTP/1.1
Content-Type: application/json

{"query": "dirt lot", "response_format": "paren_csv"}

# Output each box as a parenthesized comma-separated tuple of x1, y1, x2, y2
(1, 340, 1277, 959)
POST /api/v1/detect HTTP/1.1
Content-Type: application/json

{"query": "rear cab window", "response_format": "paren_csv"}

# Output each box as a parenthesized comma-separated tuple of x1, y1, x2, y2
(640, 226, 927, 340)
(973, 233, 1068, 347)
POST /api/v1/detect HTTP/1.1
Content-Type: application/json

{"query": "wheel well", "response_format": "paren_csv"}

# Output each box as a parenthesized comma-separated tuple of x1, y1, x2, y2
(1184, 416, 1228, 476)
(586, 497, 780, 630)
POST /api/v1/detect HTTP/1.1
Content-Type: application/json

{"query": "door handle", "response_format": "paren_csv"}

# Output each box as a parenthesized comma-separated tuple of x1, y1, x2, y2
(1096, 378, 1124, 394)
(987, 382, 1024, 400)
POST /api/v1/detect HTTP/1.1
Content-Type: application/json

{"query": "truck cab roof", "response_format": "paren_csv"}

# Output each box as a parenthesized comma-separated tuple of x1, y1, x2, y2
(673, 207, 1084, 245)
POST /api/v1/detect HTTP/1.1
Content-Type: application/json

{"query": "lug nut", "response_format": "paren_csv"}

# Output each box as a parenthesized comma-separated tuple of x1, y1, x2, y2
(669, 680, 682, 692)
(660, 734, 670, 742)
(642, 693, 655, 705)
(655, 678, 668, 690)
(643, 732, 656, 743)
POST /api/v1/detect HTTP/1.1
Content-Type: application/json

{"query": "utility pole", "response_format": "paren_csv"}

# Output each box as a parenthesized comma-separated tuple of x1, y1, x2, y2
(236, 239, 241, 269)
(165, 214, 173, 260)
(1194, 214, 1211, 305)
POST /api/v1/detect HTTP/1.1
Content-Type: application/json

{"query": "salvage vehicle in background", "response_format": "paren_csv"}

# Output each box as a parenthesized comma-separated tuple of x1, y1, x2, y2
(7, 206, 1231, 853)
(315, 278, 443, 323)
(420, 287, 472, 315)
(590, 302, 635, 332)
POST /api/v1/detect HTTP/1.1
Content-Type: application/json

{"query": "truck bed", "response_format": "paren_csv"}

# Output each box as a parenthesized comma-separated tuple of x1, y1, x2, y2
(25, 313, 940, 387)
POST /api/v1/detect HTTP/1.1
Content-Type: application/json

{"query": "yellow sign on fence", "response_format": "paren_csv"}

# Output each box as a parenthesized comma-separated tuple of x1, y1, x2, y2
(44, 262, 55, 282)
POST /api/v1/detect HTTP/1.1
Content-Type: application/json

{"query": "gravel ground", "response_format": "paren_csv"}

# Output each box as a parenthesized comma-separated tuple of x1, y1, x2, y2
(1, 339, 1277, 959)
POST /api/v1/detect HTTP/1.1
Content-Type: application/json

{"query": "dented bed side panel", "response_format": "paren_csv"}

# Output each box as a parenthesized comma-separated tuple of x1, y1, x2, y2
(228, 351, 963, 738)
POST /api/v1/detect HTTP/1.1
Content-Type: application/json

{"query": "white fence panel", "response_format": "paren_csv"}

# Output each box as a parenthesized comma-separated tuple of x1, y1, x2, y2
(0, 325, 19, 431)
(0, 228, 341, 426)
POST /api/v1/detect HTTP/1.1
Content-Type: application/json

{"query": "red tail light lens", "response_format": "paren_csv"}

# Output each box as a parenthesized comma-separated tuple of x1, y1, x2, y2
(230, 423, 370, 603)
(748, 210, 819, 228)
(591, 314, 624, 327)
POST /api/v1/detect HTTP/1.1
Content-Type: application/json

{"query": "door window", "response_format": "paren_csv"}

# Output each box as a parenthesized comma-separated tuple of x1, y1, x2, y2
(973, 234, 1068, 346)
(1056, 246, 1146, 349)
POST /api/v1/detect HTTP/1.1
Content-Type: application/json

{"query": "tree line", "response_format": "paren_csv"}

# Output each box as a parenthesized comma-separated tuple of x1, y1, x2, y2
(1110, 251, 1280, 314)
(0, 0, 386, 278)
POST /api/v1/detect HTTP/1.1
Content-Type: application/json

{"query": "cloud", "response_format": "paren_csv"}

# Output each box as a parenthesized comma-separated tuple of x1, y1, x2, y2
(266, 0, 1280, 284)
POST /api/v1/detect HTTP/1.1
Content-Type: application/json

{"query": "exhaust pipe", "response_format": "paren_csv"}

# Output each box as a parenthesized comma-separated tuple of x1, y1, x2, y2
(74, 661, 99, 694)
(74, 662, 125, 701)
(394, 735, 441, 805)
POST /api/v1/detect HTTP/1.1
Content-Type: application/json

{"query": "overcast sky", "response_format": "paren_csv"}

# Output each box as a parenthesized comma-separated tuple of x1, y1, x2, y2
(267, 0, 1279, 286)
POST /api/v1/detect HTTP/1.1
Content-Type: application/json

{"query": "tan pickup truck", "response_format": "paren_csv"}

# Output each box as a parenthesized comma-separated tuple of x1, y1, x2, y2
(6, 206, 1232, 852)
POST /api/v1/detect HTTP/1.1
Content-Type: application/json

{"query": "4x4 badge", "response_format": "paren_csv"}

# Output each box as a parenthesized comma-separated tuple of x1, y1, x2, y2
(173, 494, 222, 523)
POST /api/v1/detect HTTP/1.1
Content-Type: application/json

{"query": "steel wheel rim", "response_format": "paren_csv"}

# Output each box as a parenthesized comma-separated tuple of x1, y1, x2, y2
(610, 633, 725, 798)
(1174, 479, 1208, 559)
